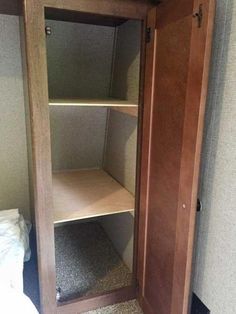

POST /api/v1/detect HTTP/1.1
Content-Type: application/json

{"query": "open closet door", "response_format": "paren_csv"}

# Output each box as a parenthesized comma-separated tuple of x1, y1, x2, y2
(138, 1, 215, 314)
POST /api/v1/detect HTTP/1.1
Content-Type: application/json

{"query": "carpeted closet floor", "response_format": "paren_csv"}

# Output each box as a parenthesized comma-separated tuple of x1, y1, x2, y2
(85, 300, 143, 314)
(24, 222, 140, 313)
(55, 221, 133, 301)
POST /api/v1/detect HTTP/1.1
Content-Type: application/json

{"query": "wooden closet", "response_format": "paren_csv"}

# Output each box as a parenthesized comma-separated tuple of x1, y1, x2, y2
(19, 0, 215, 313)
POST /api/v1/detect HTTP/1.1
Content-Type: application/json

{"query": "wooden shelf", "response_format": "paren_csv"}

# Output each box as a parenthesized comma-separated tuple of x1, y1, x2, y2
(49, 98, 138, 107)
(52, 169, 135, 224)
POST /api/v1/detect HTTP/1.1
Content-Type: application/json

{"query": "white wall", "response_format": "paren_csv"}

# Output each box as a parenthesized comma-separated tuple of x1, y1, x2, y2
(193, 1, 236, 313)
(0, 15, 30, 219)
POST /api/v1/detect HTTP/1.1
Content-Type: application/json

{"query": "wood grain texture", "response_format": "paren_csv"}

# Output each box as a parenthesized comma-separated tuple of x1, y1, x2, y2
(45, 8, 128, 26)
(49, 98, 138, 107)
(43, 0, 151, 20)
(171, 1, 216, 313)
(56, 286, 136, 314)
(156, 0, 194, 28)
(132, 18, 148, 290)
(137, 6, 157, 298)
(23, 0, 56, 314)
(145, 15, 193, 314)
(52, 169, 135, 224)
(0, 0, 21, 15)
(138, 1, 215, 313)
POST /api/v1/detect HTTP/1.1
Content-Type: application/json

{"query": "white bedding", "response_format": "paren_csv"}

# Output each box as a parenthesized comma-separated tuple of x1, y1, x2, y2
(0, 209, 38, 314)
(0, 285, 38, 314)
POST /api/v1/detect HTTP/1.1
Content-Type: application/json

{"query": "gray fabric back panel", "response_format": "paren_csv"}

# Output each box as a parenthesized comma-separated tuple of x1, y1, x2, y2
(50, 107, 107, 171)
(104, 20, 141, 194)
(0, 15, 30, 218)
(46, 20, 115, 170)
(111, 20, 141, 102)
(102, 20, 141, 271)
(46, 20, 115, 99)
(104, 110, 137, 194)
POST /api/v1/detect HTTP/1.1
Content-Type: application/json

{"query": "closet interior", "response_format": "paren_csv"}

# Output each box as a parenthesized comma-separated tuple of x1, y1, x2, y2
(45, 10, 142, 302)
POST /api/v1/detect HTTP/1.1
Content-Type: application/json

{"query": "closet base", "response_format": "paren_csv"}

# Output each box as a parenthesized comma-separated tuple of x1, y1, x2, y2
(57, 286, 136, 314)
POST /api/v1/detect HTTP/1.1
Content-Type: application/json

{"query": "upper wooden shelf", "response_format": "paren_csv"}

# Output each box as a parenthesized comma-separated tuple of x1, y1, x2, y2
(49, 98, 138, 117)
(52, 169, 135, 224)
(49, 98, 138, 107)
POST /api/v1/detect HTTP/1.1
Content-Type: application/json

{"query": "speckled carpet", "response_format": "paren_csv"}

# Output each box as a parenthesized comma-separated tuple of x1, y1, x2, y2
(55, 221, 132, 301)
(84, 300, 143, 314)
(24, 222, 134, 310)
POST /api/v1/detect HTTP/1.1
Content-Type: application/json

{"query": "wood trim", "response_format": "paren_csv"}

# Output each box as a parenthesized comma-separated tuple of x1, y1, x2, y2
(171, 0, 215, 313)
(45, 7, 128, 27)
(22, 1, 148, 313)
(132, 18, 148, 284)
(56, 286, 136, 314)
(23, 1, 56, 313)
(137, 6, 157, 295)
(43, 0, 151, 20)
(156, 0, 194, 28)
(0, 0, 21, 15)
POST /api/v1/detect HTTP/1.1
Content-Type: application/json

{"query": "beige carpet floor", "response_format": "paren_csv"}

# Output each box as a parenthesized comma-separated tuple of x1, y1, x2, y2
(84, 300, 143, 314)
(55, 222, 133, 302)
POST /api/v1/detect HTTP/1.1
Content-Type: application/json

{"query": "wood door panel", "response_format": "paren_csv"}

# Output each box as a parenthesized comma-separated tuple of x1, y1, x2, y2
(145, 16, 193, 314)
(138, 1, 215, 313)
(156, 0, 194, 28)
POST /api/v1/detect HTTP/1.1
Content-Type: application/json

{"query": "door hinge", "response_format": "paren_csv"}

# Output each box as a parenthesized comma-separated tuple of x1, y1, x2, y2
(193, 4, 203, 28)
(146, 27, 151, 43)
(45, 26, 52, 36)
(197, 199, 202, 212)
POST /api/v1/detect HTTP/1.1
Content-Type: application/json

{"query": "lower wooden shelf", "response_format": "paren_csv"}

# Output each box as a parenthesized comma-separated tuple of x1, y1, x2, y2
(52, 169, 135, 224)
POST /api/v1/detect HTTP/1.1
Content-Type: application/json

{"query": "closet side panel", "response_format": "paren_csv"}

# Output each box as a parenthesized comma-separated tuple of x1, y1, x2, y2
(111, 20, 141, 103)
(102, 20, 141, 271)
(105, 19, 141, 192)
(104, 111, 137, 194)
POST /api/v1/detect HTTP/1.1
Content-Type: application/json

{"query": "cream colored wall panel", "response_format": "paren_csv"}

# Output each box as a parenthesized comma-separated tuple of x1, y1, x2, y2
(193, 1, 236, 313)
(0, 15, 30, 219)
(104, 110, 137, 195)
(100, 213, 134, 271)
(46, 20, 115, 99)
(111, 20, 141, 102)
(46, 20, 115, 170)
(50, 107, 107, 171)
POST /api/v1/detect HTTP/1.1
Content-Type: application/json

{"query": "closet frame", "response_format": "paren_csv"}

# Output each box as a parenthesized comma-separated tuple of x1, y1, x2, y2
(22, 1, 149, 314)
(21, 0, 215, 313)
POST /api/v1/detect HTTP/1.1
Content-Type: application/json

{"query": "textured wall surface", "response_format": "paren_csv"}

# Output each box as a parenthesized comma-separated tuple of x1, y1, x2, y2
(46, 20, 115, 99)
(50, 107, 108, 171)
(0, 15, 30, 218)
(46, 20, 115, 170)
(105, 20, 141, 194)
(100, 212, 134, 271)
(193, 1, 236, 313)
(104, 110, 137, 194)
(111, 20, 141, 103)
(102, 20, 141, 271)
